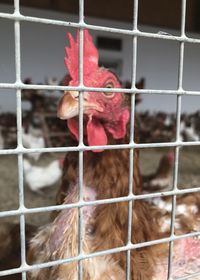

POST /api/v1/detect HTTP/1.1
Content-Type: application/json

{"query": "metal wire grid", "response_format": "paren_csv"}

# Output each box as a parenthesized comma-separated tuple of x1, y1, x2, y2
(0, 0, 200, 279)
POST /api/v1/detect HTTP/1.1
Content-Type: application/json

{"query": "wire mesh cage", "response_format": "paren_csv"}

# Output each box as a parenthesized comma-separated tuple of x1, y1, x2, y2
(0, 0, 200, 279)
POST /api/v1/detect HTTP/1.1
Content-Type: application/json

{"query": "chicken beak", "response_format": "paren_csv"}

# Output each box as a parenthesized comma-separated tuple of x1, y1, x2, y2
(57, 91, 79, 120)
(57, 91, 103, 120)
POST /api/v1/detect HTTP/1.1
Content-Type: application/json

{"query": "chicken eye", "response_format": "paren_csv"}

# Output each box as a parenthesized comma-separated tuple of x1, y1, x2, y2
(106, 82, 114, 88)
(103, 82, 115, 97)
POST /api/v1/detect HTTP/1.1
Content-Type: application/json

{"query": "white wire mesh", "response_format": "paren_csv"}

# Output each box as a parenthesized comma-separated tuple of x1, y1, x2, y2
(0, 0, 199, 279)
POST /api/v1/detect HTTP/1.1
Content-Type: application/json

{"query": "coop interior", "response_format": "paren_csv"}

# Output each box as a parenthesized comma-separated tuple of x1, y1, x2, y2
(0, 0, 200, 280)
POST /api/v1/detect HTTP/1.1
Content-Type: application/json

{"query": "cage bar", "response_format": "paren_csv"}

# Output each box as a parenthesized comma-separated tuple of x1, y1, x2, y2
(126, 0, 139, 278)
(77, 1, 85, 278)
(14, 0, 27, 279)
(167, 0, 187, 278)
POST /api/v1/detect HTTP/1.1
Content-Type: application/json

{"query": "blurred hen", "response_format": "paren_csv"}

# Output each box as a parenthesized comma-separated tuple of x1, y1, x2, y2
(142, 152, 175, 192)
(23, 159, 62, 193)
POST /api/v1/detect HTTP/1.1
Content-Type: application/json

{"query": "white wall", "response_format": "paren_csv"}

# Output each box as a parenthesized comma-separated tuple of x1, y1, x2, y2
(0, 3, 200, 113)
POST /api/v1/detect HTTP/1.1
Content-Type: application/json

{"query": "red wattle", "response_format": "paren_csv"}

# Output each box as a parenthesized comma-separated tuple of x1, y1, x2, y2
(105, 109, 130, 139)
(67, 118, 79, 140)
(67, 118, 107, 152)
(87, 118, 107, 152)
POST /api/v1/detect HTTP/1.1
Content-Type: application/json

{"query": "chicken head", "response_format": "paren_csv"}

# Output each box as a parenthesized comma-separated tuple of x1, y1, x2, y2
(57, 30, 130, 151)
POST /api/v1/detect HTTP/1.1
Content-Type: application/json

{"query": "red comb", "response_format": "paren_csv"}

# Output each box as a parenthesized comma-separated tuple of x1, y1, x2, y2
(64, 30, 99, 84)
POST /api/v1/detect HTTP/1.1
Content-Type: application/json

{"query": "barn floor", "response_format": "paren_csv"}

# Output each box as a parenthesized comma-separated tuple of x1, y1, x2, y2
(0, 147, 200, 227)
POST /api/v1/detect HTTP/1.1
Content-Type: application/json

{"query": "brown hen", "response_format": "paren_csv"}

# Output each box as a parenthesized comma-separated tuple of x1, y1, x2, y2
(27, 30, 200, 280)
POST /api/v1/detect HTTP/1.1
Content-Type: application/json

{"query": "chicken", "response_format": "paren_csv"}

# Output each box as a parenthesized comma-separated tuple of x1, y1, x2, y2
(23, 159, 62, 193)
(149, 193, 200, 235)
(28, 124, 43, 138)
(27, 30, 200, 280)
(22, 127, 45, 161)
(0, 222, 37, 280)
(180, 120, 200, 142)
(148, 193, 200, 279)
(142, 152, 175, 192)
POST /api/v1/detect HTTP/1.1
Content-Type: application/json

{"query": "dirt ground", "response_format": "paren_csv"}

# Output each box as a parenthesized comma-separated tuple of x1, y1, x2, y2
(0, 147, 200, 227)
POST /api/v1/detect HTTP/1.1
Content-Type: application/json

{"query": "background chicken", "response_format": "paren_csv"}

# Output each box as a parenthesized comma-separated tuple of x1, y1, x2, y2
(0, 222, 37, 280)
(148, 192, 200, 279)
(22, 127, 45, 161)
(27, 30, 200, 280)
(142, 151, 175, 192)
(180, 119, 200, 142)
(23, 158, 62, 193)
(149, 193, 200, 235)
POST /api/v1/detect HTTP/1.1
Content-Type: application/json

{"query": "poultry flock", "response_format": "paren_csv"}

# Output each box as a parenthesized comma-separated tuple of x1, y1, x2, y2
(2, 30, 197, 279)
(138, 111, 200, 143)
